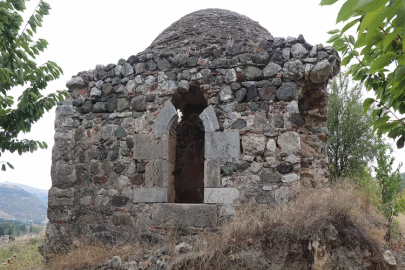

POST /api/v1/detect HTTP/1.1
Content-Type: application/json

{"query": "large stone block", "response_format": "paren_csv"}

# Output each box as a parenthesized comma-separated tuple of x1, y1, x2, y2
(278, 131, 300, 154)
(51, 164, 77, 188)
(276, 82, 297, 101)
(205, 132, 240, 159)
(310, 59, 332, 83)
(204, 159, 221, 188)
(151, 204, 217, 228)
(145, 159, 170, 187)
(133, 134, 169, 160)
(66, 76, 85, 91)
(56, 104, 75, 118)
(204, 188, 240, 204)
(199, 105, 220, 132)
(241, 134, 266, 155)
(275, 187, 290, 204)
(133, 187, 167, 203)
(48, 187, 75, 206)
(152, 101, 178, 134)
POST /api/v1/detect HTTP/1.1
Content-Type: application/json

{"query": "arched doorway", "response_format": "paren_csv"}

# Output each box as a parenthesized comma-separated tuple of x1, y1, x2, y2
(171, 86, 207, 203)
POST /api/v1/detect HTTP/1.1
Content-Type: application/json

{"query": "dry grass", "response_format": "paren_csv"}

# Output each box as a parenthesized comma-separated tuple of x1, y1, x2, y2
(0, 235, 142, 270)
(46, 239, 142, 270)
(396, 213, 405, 235)
(0, 233, 45, 270)
(0, 183, 391, 269)
(169, 182, 388, 269)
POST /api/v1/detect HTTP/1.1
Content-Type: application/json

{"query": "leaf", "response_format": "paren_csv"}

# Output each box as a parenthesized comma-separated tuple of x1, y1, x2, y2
(365, 6, 391, 41)
(327, 34, 341, 43)
(369, 52, 398, 74)
(363, 98, 375, 112)
(397, 135, 405, 148)
(354, 32, 367, 48)
(1, 164, 5, 171)
(349, 35, 356, 45)
(333, 38, 345, 47)
(341, 54, 354, 65)
(394, 7, 405, 27)
(380, 120, 400, 132)
(357, 0, 389, 12)
(6, 162, 14, 169)
(341, 18, 360, 34)
(358, 6, 384, 36)
(320, 0, 340, 5)
(328, 29, 340, 34)
(388, 126, 401, 138)
(394, 66, 405, 81)
(360, 45, 372, 55)
(37, 141, 44, 149)
(337, 0, 360, 23)
(383, 27, 403, 50)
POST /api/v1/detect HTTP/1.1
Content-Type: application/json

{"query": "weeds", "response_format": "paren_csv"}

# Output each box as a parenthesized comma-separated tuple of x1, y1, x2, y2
(46, 239, 140, 270)
(0, 183, 393, 269)
(169, 183, 388, 269)
(0, 234, 45, 269)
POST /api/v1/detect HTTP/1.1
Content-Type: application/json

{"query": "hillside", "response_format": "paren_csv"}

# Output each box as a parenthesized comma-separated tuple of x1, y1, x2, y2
(2, 181, 49, 203)
(0, 183, 47, 223)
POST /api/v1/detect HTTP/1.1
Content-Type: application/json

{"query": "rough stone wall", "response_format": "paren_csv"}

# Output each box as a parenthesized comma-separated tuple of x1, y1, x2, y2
(40, 9, 340, 256)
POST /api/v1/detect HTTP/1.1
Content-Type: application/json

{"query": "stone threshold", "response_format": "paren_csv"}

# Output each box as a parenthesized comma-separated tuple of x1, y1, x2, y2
(147, 203, 223, 228)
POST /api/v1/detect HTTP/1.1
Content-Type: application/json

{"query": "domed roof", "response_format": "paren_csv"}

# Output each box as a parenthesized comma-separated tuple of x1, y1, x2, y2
(147, 9, 273, 51)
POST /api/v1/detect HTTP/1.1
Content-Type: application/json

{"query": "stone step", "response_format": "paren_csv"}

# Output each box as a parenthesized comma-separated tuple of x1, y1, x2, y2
(150, 203, 219, 228)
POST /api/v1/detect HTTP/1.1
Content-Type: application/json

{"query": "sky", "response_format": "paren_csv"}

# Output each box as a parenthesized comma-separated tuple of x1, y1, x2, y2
(1, 0, 404, 190)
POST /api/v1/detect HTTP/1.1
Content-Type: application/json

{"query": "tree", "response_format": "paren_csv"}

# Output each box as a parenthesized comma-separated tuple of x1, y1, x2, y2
(327, 73, 378, 179)
(0, 0, 69, 171)
(320, 0, 405, 149)
(374, 138, 402, 205)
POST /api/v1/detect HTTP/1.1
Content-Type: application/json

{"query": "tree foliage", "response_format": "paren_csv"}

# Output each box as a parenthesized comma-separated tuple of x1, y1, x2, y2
(320, 0, 405, 149)
(374, 139, 403, 216)
(327, 73, 378, 179)
(0, 0, 69, 171)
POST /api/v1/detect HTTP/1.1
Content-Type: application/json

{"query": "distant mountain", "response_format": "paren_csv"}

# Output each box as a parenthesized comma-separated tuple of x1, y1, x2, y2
(1, 181, 48, 203)
(0, 183, 47, 222)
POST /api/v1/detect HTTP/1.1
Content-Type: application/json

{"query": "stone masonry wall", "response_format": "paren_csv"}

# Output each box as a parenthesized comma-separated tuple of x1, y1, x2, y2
(40, 9, 340, 257)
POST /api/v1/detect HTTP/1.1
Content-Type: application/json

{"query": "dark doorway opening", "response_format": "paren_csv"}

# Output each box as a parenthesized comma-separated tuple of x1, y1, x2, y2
(172, 86, 207, 203)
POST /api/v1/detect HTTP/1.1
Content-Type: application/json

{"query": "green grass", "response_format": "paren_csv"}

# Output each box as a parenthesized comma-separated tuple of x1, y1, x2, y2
(0, 235, 45, 269)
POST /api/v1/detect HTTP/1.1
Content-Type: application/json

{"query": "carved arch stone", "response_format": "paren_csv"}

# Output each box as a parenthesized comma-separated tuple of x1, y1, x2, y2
(153, 102, 223, 135)
(199, 105, 220, 133)
(152, 101, 178, 134)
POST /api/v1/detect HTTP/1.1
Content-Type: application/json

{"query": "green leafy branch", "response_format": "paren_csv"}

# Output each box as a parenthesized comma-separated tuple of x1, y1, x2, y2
(0, 0, 69, 171)
(321, 0, 405, 148)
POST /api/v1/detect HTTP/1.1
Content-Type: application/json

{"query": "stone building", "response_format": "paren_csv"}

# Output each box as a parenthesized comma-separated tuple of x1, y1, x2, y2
(40, 9, 340, 255)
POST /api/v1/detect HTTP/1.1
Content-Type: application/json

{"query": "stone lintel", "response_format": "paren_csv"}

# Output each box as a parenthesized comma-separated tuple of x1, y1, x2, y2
(205, 131, 240, 159)
(133, 187, 167, 203)
(204, 188, 240, 204)
(151, 203, 217, 228)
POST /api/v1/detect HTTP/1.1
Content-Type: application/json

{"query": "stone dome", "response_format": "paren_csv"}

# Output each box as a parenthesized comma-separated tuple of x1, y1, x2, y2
(147, 9, 273, 51)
